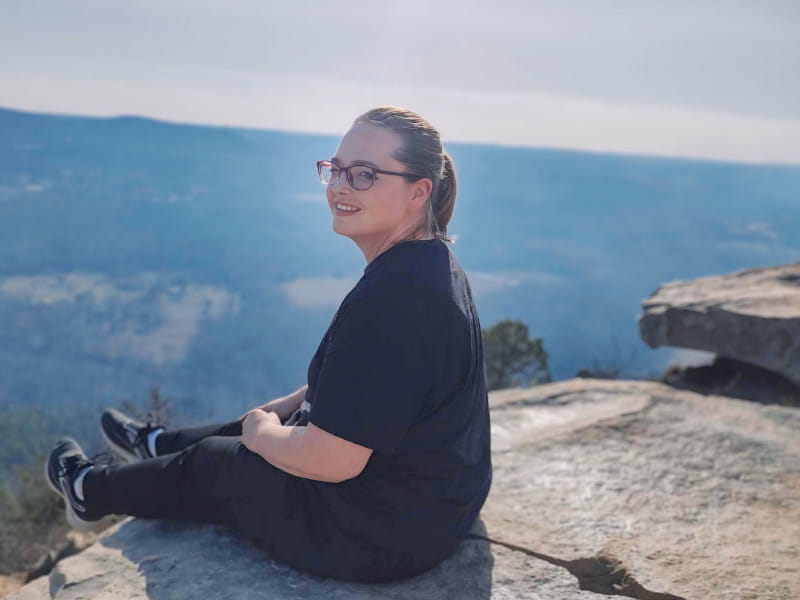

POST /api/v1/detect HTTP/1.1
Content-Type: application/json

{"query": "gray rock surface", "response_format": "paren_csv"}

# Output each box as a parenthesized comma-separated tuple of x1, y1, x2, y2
(484, 379, 799, 599)
(8, 379, 800, 599)
(638, 262, 800, 386)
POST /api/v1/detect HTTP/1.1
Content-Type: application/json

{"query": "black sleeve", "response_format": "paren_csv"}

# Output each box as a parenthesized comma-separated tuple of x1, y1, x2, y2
(309, 286, 433, 453)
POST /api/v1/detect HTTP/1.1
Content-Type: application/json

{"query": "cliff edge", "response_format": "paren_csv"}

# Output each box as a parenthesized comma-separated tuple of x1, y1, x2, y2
(9, 378, 799, 600)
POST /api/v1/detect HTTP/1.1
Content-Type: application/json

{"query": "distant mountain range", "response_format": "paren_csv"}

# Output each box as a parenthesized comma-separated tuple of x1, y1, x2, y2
(1, 106, 799, 465)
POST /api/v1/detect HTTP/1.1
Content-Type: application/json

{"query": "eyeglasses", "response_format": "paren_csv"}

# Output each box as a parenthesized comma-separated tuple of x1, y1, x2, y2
(316, 160, 420, 191)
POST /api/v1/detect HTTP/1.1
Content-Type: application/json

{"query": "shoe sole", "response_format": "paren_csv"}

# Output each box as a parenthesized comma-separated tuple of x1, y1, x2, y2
(100, 424, 142, 464)
(43, 446, 104, 533)
(44, 456, 60, 495)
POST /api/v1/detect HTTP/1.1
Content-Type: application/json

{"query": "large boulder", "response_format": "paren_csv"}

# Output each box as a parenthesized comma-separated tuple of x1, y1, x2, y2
(8, 379, 800, 599)
(638, 262, 800, 386)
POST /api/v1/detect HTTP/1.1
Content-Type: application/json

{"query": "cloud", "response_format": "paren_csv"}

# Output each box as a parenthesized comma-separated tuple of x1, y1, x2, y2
(0, 272, 144, 305)
(467, 270, 568, 297)
(278, 275, 358, 308)
(0, 272, 240, 364)
(728, 221, 779, 241)
(104, 284, 240, 364)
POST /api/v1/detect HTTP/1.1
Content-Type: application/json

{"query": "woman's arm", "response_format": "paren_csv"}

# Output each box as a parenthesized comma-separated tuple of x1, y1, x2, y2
(245, 385, 307, 422)
(241, 409, 372, 483)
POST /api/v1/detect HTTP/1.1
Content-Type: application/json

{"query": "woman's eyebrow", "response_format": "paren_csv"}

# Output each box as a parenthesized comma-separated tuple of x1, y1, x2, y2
(331, 156, 379, 168)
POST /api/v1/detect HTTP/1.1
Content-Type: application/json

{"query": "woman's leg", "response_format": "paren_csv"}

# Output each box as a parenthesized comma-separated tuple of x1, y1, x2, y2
(51, 436, 430, 583)
(84, 435, 294, 525)
(154, 418, 245, 455)
(101, 407, 246, 460)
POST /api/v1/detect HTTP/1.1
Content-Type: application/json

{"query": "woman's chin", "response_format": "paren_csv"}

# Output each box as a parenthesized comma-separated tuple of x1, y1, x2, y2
(332, 220, 356, 237)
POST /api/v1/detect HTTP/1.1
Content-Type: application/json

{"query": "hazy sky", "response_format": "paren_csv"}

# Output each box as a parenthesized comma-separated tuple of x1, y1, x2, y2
(2, 1, 799, 163)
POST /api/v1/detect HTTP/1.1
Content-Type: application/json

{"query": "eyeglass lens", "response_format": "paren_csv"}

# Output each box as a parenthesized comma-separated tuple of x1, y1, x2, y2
(319, 163, 376, 191)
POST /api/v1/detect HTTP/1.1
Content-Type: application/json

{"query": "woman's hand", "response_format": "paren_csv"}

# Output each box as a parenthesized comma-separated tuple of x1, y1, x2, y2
(239, 385, 307, 421)
(241, 409, 281, 454)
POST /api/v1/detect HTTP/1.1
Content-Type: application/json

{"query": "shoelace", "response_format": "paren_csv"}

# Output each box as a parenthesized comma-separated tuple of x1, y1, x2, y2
(57, 453, 89, 479)
(57, 448, 120, 479)
(118, 411, 165, 458)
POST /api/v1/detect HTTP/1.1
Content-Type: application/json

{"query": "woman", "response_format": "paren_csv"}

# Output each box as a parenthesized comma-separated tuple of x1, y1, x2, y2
(46, 106, 492, 583)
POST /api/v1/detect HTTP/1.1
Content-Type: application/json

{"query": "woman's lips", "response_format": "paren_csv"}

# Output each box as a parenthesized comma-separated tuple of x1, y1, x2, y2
(334, 203, 362, 216)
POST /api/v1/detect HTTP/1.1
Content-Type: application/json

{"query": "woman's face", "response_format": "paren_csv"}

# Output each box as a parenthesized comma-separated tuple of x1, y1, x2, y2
(326, 121, 431, 262)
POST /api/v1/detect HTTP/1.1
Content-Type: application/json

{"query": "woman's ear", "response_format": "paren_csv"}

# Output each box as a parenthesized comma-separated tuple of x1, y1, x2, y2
(410, 178, 433, 210)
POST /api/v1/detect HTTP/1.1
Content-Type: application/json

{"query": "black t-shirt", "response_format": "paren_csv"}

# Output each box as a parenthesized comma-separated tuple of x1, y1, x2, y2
(289, 238, 492, 561)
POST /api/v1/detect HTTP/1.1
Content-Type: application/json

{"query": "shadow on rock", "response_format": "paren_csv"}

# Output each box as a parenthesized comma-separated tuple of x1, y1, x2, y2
(98, 516, 494, 599)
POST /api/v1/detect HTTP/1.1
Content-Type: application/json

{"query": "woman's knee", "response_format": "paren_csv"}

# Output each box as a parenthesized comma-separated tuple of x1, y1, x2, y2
(179, 437, 277, 499)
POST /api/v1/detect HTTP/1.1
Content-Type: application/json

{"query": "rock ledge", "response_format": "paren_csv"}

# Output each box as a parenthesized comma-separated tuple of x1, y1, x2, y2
(10, 379, 800, 600)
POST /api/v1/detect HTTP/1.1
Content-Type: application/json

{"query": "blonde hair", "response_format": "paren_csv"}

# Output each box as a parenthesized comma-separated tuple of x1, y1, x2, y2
(355, 106, 457, 243)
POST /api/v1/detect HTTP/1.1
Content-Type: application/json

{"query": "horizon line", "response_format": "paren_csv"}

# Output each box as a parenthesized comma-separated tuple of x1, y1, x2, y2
(4, 102, 799, 170)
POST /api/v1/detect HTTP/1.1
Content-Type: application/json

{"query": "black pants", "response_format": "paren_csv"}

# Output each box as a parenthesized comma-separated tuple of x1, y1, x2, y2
(85, 418, 255, 523)
(82, 418, 441, 583)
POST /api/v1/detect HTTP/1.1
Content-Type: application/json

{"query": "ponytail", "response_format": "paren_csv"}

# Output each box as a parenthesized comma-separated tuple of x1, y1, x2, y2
(432, 153, 457, 243)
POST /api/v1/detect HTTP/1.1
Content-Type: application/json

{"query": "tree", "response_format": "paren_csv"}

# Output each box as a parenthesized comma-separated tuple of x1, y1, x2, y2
(120, 387, 173, 428)
(0, 458, 67, 574)
(482, 319, 551, 391)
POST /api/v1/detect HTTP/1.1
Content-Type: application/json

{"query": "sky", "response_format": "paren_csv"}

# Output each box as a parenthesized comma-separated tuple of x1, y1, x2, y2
(2, 0, 799, 164)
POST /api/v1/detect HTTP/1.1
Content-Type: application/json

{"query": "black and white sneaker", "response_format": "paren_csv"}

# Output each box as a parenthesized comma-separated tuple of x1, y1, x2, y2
(45, 438, 105, 531)
(101, 408, 164, 463)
